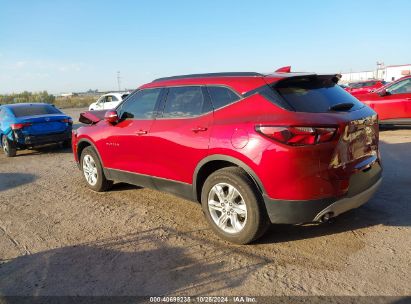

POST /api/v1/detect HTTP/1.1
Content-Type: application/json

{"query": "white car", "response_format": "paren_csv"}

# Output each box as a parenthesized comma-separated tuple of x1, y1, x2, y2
(88, 92, 130, 111)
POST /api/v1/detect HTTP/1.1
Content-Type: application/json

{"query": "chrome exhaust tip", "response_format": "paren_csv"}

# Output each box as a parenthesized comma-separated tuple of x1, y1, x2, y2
(320, 212, 334, 223)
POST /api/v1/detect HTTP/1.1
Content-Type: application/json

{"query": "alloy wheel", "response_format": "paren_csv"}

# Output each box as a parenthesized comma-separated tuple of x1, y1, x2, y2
(2, 137, 9, 154)
(207, 182, 247, 234)
(82, 154, 98, 186)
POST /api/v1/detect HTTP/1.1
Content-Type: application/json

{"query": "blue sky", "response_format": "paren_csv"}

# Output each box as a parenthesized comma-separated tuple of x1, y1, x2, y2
(0, 0, 410, 94)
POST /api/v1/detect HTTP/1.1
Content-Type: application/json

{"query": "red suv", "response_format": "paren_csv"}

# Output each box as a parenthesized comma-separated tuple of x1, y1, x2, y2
(72, 72, 382, 244)
(345, 80, 386, 96)
(356, 76, 411, 124)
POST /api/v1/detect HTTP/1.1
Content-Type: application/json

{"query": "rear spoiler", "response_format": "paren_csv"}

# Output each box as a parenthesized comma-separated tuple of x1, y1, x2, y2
(79, 110, 107, 125)
(266, 74, 342, 87)
(270, 66, 342, 83)
(275, 66, 292, 73)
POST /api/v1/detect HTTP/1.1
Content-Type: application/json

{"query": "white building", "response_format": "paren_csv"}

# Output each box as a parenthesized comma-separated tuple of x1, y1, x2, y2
(381, 64, 411, 82)
(340, 71, 375, 83)
(341, 64, 411, 83)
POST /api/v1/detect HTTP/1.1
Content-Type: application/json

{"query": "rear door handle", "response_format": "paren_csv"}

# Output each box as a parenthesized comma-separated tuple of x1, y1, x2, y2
(406, 98, 411, 100)
(135, 130, 148, 135)
(191, 127, 208, 133)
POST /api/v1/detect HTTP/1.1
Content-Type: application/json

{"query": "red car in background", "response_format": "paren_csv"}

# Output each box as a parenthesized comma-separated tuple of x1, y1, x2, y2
(345, 80, 386, 96)
(356, 76, 411, 124)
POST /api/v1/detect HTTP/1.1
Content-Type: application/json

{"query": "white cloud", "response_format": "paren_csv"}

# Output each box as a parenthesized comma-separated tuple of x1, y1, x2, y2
(58, 63, 82, 72)
(0, 60, 87, 93)
(5, 60, 83, 72)
(15, 61, 27, 68)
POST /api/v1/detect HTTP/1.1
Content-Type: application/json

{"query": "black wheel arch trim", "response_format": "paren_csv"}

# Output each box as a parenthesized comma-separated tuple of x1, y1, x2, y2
(193, 154, 267, 201)
(76, 138, 105, 169)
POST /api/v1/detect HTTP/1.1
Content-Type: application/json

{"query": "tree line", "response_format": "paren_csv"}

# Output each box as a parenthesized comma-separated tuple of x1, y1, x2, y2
(0, 91, 55, 105)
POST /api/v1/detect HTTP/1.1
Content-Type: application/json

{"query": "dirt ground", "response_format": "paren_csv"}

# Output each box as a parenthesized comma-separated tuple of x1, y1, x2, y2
(0, 107, 410, 296)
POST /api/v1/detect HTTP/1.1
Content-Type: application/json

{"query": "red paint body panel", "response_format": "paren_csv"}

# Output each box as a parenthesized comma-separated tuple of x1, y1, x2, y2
(98, 119, 155, 173)
(147, 113, 213, 183)
(356, 76, 411, 121)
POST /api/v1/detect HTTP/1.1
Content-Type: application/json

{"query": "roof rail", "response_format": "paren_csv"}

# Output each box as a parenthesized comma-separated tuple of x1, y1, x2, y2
(152, 72, 263, 82)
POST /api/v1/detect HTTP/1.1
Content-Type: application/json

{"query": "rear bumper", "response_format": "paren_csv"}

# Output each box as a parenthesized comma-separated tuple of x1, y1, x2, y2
(15, 131, 71, 147)
(312, 177, 382, 222)
(263, 163, 382, 224)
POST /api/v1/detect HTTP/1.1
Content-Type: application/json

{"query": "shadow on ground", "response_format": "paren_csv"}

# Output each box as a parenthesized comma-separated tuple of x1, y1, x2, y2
(5, 145, 72, 158)
(25, 144, 72, 156)
(110, 183, 142, 192)
(0, 173, 37, 192)
(0, 228, 268, 296)
(380, 125, 411, 131)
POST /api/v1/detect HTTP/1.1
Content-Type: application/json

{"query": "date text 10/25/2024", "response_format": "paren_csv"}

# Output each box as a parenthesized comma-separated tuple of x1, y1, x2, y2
(150, 296, 257, 303)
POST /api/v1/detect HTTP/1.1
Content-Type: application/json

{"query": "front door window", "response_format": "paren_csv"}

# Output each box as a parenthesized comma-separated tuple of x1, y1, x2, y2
(387, 79, 411, 95)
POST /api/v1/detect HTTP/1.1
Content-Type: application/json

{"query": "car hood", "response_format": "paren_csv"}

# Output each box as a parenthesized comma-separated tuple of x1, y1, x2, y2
(79, 110, 107, 124)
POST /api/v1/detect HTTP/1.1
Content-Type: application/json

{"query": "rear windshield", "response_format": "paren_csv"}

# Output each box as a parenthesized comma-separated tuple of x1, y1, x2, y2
(11, 104, 62, 117)
(274, 76, 364, 113)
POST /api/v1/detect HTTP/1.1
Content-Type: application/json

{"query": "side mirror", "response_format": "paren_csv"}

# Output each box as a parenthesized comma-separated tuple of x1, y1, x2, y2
(104, 110, 118, 124)
(377, 89, 390, 97)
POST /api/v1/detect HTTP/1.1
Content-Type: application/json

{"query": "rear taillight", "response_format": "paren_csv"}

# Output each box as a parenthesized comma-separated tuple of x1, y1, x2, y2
(11, 123, 32, 130)
(61, 118, 73, 125)
(255, 125, 337, 146)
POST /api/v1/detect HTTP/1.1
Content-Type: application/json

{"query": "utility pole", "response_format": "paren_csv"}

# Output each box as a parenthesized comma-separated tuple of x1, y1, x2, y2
(117, 71, 121, 92)
(376, 61, 384, 80)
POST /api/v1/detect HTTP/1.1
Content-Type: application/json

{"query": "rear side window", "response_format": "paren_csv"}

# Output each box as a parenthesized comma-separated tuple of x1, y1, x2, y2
(11, 104, 61, 117)
(162, 86, 208, 118)
(207, 86, 240, 110)
(274, 76, 364, 113)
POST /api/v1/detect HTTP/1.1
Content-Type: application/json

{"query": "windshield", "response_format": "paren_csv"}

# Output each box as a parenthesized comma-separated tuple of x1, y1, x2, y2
(349, 81, 377, 88)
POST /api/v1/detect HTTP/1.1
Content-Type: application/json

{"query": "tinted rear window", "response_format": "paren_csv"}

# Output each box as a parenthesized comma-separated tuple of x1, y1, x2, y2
(274, 76, 364, 113)
(11, 104, 61, 117)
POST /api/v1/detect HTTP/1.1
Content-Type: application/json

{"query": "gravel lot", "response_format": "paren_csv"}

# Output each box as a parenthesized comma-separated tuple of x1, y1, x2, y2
(0, 107, 410, 296)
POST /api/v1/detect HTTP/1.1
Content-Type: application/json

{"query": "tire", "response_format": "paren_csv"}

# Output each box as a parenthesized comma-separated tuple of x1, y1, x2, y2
(2, 135, 17, 157)
(80, 146, 113, 192)
(201, 167, 270, 244)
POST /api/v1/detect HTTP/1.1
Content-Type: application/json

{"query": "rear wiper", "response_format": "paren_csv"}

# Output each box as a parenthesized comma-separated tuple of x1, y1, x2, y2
(329, 102, 354, 111)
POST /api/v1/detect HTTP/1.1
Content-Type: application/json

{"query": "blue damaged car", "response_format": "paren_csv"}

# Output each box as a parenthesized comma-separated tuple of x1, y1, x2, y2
(0, 103, 72, 157)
